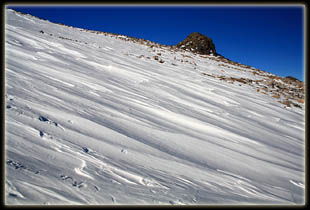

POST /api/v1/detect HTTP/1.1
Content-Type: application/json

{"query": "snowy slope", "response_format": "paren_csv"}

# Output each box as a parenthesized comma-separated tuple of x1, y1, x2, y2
(5, 9, 305, 205)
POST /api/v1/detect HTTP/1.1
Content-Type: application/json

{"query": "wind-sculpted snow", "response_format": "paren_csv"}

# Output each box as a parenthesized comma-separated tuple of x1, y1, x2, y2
(5, 9, 305, 205)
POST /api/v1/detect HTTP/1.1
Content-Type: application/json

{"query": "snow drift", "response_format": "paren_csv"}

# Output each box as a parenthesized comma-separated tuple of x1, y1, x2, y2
(5, 9, 305, 205)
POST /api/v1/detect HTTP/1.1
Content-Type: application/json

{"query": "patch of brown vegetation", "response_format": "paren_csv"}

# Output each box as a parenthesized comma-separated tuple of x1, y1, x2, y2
(201, 73, 216, 78)
(231, 77, 247, 84)
(272, 95, 281, 99)
(279, 100, 292, 107)
(296, 99, 304, 104)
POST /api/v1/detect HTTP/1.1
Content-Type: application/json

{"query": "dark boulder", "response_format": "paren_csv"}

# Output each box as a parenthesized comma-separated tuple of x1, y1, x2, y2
(176, 32, 216, 55)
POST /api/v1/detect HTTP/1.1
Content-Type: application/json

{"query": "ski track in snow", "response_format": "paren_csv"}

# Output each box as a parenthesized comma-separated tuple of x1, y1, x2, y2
(5, 9, 304, 205)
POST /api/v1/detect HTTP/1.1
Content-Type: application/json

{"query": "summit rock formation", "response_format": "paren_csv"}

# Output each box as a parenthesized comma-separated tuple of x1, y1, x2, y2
(176, 32, 217, 55)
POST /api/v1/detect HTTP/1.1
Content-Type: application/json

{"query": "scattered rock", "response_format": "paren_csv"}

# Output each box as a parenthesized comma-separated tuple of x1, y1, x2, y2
(39, 116, 49, 122)
(94, 185, 100, 191)
(72, 181, 84, 188)
(60, 175, 73, 181)
(6, 159, 41, 175)
(9, 193, 18, 197)
(121, 149, 128, 154)
(6, 159, 25, 169)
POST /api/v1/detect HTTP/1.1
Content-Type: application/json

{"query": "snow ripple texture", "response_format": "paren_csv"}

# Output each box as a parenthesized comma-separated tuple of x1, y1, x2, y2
(5, 9, 304, 205)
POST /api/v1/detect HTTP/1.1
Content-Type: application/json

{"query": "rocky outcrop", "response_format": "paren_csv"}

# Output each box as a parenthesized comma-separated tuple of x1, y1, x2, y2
(176, 32, 216, 55)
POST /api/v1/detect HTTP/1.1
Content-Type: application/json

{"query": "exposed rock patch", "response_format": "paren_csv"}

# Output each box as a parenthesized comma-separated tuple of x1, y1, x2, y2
(176, 32, 216, 55)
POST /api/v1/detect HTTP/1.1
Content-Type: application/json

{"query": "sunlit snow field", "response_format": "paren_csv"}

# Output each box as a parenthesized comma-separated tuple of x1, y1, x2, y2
(5, 9, 305, 205)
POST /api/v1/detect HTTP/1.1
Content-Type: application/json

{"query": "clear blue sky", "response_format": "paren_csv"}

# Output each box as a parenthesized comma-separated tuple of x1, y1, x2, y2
(7, 5, 305, 81)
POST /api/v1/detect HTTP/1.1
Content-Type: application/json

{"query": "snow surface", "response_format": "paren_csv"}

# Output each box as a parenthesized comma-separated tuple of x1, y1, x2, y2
(5, 9, 305, 205)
